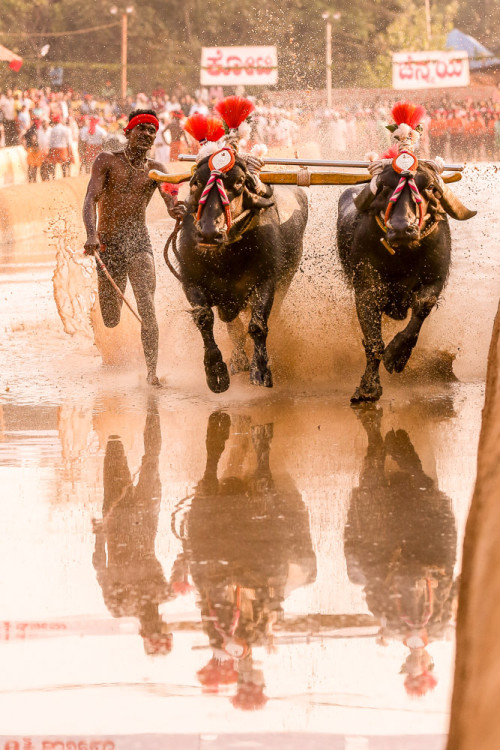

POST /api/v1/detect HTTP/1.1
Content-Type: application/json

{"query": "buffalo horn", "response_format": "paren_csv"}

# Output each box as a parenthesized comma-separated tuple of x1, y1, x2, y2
(149, 169, 192, 184)
(440, 185, 477, 221)
(353, 183, 377, 211)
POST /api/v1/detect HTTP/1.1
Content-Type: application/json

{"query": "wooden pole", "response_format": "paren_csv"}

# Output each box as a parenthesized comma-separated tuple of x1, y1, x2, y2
(149, 169, 463, 186)
(178, 155, 465, 171)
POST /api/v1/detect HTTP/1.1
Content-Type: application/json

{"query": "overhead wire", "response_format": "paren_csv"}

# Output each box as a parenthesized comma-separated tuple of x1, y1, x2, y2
(1, 21, 121, 39)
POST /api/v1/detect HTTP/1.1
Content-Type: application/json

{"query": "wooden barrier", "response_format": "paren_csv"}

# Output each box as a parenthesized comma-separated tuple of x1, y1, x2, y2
(0, 145, 28, 186)
(447, 299, 500, 750)
(0, 175, 88, 247)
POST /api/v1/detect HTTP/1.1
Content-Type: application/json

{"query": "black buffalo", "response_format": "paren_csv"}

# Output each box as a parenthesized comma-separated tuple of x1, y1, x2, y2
(174, 154, 308, 393)
(337, 162, 476, 403)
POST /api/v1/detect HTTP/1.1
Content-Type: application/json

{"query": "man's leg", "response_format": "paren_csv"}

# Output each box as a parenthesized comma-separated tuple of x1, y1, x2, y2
(128, 252, 160, 385)
(97, 253, 128, 328)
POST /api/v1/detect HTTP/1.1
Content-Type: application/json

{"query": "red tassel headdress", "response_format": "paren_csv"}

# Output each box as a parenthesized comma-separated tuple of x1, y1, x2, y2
(386, 101, 426, 137)
(214, 96, 255, 131)
(184, 113, 226, 143)
(386, 101, 426, 153)
(380, 144, 399, 159)
(390, 102, 426, 130)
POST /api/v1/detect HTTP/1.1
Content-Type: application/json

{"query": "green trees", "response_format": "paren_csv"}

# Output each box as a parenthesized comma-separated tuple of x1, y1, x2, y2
(0, 0, 487, 92)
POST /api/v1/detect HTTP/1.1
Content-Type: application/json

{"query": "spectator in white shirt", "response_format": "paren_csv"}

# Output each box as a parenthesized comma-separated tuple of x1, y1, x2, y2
(189, 97, 209, 116)
(47, 114, 72, 178)
(79, 116, 107, 172)
(0, 90, 18, 146)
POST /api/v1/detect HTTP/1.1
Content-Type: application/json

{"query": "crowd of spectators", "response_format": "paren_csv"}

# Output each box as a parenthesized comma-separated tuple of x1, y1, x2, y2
(0, 84, 499, 183)
(314, 99, 500, 162)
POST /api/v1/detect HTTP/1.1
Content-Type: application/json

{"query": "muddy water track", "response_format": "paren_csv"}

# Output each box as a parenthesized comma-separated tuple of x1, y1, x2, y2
(0, 165, 498, 745)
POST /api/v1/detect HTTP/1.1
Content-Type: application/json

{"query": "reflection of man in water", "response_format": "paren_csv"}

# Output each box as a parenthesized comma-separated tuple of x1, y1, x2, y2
(179, 411, 317, 708)
(344, 407, 457, 697)
(92, 398, 172, 655)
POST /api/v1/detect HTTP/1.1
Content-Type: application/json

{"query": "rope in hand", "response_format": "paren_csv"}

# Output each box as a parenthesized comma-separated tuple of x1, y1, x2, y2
(163, 217, 183, 281)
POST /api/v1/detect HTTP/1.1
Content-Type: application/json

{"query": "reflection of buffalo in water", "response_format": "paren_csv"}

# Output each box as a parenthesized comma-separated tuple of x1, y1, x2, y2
(92, 397, 173, 655)
(344, 407, 457, 696)
(178, 411, 317, 709)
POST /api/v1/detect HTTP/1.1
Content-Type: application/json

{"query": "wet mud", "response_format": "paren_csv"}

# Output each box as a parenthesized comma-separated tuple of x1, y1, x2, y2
(0, 162, 498, 746)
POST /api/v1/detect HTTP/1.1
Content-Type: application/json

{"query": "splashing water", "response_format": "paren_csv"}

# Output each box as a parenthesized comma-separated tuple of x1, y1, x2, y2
(50, 214, 96, 339)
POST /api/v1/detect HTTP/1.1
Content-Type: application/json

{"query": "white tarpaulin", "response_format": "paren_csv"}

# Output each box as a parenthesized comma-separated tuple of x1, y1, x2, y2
(392, 50, 469, 89)
(200, 46, 277, 86)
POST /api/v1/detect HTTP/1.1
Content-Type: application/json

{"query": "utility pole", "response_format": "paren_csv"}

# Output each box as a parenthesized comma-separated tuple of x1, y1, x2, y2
(424, 0, 432, 45)
(110, 5, 134, 100)
(322, 12, 332, 109)
(121, 11, 128, 100)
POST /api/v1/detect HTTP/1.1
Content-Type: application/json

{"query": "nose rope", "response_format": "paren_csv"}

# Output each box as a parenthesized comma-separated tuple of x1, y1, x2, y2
(197, 169, 232, 229)
(385, 172, 424, 228)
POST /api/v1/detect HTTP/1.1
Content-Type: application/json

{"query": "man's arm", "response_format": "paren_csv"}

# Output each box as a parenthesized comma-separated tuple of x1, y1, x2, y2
(82, 152, 109, 254)
(150, 158, 186, 221)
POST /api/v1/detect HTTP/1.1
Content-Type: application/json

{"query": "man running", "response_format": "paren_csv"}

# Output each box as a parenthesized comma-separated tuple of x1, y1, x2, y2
(83, 108, 182, 386)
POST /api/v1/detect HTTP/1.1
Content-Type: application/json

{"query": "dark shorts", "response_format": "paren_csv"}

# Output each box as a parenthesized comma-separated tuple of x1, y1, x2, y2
(98, 227, 153, 277)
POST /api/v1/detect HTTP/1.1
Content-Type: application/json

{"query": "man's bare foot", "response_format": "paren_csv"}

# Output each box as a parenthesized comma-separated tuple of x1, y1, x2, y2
(147, 373, 162, 387)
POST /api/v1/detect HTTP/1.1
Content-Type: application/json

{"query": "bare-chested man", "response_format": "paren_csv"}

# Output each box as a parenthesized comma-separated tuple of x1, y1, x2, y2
(83, 108, 182, 386)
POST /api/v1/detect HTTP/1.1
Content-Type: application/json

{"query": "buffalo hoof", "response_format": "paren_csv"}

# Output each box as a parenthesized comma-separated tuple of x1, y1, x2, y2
(230, 350, 250, 375)
(383, 334, 414, 374)
(206, 361, 230, 393)
(350, 382, 382, 404)
(250, 366, 273, 388)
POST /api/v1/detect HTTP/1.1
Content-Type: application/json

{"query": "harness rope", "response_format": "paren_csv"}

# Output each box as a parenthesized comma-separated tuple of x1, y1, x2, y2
(396, 577, 435, 630)
(163, 218, 183, 281)
(384, 171, 424, 228)
(207, 586, 251, 659)
(197, 169, 232, 229)
(163, 204, 260, 280)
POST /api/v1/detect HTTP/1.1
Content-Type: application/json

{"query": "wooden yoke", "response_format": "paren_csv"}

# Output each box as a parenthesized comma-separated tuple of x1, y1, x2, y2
(148, 169, 463, 187)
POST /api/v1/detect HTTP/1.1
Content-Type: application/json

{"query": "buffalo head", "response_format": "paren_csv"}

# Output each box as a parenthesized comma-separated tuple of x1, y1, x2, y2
(354, 162, 476, 249)
(188, 154, 274, 247)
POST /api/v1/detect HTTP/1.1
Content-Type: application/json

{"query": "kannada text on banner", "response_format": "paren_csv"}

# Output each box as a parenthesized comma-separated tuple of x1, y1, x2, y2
(200, 46, 278, 86)
(392, 50, 470, 90)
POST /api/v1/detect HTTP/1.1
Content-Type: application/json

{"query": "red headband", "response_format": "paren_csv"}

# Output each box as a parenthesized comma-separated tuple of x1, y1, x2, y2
(124, 113, 159, 132)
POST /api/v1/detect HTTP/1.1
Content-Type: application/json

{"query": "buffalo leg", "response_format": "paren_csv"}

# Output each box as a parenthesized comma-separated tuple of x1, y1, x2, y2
(186, 289, 230, 393)
(227, 315, 250, 374)
(249, 281, 274, 388)
(251, 423, 273, 492)
(355, 405, 386, 480)
(384, 429, 433, 489)
(383, 284, 440, 374)
(196, 411, 231, 495)
(352, 282, 386, 403)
